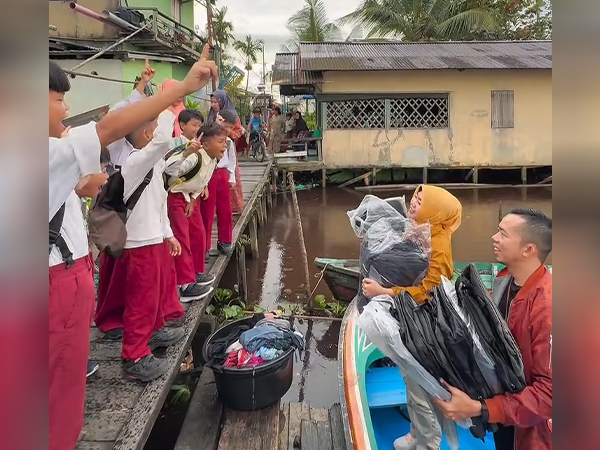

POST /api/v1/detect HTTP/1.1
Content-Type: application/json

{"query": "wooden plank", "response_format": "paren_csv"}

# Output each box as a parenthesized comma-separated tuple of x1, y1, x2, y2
(75, 442, 114, 450)
(329, 404, 347, 450)
(80, 410, 130, 442)
(309, 407, 329, 423)
(174, 369, 222, 450)
(317, 421, 333, 450)
(218, 408, 262, 450)
(339, 169, 380, 188)
(259, 402, 281, 450)
(279, 403, 290, 450)
(88, 340, 122, 361)
(248, 214, 259, 259)
(287, 403, 303, 450)
(300, 419, 319, 450)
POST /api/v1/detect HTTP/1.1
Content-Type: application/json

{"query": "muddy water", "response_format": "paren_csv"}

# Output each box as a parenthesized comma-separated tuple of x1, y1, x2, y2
(243, 186, 552, 408)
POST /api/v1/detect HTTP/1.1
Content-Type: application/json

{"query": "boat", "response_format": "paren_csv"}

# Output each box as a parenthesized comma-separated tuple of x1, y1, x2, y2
(315, 257, 552, 303)
(334, 260, 552, 450)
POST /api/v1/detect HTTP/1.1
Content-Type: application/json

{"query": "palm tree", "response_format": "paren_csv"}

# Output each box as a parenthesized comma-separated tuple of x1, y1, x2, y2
(286, 0, 343, 47)
(338, 0, 502, 41)
(233, 35, 263, 113)
(212, 6, 234, 49)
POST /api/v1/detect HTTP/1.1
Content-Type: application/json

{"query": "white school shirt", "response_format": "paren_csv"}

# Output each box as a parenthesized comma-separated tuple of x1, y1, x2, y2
(121, 109, 176, 249)
(164, 136, 218, 202)
(216, 138, 236, 183)
(106, 90, 144, 168)
(49, 122, 102, 267)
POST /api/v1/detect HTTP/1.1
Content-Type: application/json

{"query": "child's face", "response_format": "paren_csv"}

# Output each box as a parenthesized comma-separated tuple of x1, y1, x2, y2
(203, 133, 228, 159)
(253, 113, 260, 119)
(49, 91, 69, 138)
(221, 122, 234, 137)
(180, 118, 203, 140)
(210, 96, 220, 111)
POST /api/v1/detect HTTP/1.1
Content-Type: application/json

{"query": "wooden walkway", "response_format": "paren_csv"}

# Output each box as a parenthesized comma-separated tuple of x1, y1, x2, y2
(174, 369, 349, 450)
(78, 160, 274, 450)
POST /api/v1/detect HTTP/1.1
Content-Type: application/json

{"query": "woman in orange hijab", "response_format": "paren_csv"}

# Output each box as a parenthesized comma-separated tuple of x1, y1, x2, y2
(161, 79, 186, 137)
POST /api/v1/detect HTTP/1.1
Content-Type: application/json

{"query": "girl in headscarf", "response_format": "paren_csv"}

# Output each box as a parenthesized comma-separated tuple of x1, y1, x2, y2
(161, 79, 186, 137)
(207, 90, 245, 212)
(292, 111, 310, 137)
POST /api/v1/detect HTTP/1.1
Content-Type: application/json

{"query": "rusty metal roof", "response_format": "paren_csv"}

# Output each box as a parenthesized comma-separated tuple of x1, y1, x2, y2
(272, 52, 323, 85)
(299, 41, 552, 71)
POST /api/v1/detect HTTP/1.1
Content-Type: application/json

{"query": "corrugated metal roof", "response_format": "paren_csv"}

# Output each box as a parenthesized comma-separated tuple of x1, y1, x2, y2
(272, 52, 323, 85)
(299, 41, 552, 71)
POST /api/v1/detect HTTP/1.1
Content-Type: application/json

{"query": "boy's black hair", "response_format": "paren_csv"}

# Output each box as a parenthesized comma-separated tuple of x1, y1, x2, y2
(178, 109, 204, 125)
(197, 122, 228, 140)
(218, 109, 238, 125)
(508, 208, 552, 262)
(286, 112, 293, 118)
(50, 61, 71, 93)
(274, 106, 282, 115)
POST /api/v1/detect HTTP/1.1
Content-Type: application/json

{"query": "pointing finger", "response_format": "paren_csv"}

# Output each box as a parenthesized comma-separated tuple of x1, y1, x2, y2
(145, 58, 149, 67)
(199, 43, 210, 62)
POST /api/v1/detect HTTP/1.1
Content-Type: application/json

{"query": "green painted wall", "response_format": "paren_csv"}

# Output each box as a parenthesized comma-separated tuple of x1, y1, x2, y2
(128, 0, 171, 17)
(181, 1, 194, 30)
(172, 63, 191, 81)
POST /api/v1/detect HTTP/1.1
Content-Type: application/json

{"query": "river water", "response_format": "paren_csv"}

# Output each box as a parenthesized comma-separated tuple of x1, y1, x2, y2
(236, 186, 552, 408)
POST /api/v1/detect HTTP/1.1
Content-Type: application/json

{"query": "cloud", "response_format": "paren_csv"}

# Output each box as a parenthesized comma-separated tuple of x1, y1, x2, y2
(195, 0, 362, 88)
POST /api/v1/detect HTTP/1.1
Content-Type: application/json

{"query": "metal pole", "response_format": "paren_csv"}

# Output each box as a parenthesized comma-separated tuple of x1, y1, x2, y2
(70, 23, 150, 72)
(206, 0, 217, 91)
(262, 45, 266, 85)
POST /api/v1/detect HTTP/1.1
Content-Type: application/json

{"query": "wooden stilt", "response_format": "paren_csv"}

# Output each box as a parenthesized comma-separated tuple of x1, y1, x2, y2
(248, 214, 259, 259)
(321, 168, 327, 188)
(521, 167, 528, 185)
(236, 244, 248, 302)
(423, 167, 428, 184)
(282, 169, 288, 190)
(473, 168, 479, 184)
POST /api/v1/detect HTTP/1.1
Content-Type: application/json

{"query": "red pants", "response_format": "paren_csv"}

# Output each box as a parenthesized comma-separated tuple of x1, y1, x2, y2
(96, 243, 171, 360)
(49, 255, 95, 450)
(96, 242, 183, 331)
(168, 192, 206, 282)
(201, 168, 233, 251)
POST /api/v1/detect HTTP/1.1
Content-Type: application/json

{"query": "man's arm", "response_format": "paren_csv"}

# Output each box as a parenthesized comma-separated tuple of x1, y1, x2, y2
(485, 294, 553, 427)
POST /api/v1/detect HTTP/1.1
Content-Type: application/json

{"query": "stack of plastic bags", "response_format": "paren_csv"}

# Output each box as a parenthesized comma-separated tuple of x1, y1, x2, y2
(347, 195, 431, 296)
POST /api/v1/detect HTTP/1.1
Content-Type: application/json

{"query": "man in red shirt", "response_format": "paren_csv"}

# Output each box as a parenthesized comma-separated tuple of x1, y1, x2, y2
(434, 208, 552, 450)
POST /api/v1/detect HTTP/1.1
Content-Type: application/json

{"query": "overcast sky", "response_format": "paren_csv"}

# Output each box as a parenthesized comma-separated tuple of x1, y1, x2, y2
(194, 0, 363, 89)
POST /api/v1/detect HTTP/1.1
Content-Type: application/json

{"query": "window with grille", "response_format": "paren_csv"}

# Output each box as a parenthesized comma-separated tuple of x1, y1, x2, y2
(324, 96, 449, 130)
(491, 90, 514, 128)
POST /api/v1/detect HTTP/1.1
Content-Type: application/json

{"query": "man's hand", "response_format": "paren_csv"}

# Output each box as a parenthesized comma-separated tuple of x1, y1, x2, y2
(362, 278, 391, 298)
(181, 44, 218, 95)
(141, 58, 155, 83)
(75, 173, 108, 198)
(184, 200, 195, 217)
(432, 380, 482, 422)
(201, 187, 209, 200)
(166, 237, 182, 256)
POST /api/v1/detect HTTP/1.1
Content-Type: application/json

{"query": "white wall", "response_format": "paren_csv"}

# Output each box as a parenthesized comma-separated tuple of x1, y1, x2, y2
(55, 60, 125, 117)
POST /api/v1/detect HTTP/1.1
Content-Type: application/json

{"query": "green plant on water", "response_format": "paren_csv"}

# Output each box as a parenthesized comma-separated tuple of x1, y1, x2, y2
(326, 301, 347, 318)
(169, 384, 191, 406)
(236, 234, 251, 249)
(314, 294, 327, 309)
(214, 287, 234, 305)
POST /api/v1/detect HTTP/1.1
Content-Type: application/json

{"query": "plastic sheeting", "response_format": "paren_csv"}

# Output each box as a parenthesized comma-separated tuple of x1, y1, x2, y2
(358, 297, 469, 450)
(347, 195, 431, 292)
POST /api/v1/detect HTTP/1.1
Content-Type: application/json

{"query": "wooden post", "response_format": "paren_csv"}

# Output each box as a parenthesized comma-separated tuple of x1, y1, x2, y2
(260, 192, 268, 226)
(422, 167, 428, 184)
(287, 172, 312, 309)
(248, 214, 259, 259)
(321, 168, 327, 188)
(498, 201, 503, 223)
(371, 168, 377, 186)
(236, 245, 248, 302)
(282, 169, 288, 191)
(473, 168, 479, 184)
(521, 167, 527, 185)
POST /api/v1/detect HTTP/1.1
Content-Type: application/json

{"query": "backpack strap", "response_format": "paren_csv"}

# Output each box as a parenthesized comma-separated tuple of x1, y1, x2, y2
(49, 203, 75, 268)
(125, 169, 154, 210)
(166, 156, 203, 192)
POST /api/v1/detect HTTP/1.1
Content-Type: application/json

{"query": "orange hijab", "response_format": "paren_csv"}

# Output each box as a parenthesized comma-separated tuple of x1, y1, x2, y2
(161, 79, 186, 137)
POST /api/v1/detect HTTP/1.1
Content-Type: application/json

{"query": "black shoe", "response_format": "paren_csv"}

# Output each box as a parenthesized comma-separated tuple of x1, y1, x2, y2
(165, 317, 185, 328)
(208, 248, 220, 257)
(217, 242, 234, 255)
(179, 283, 213, 303)
(205, 252, 211, 263)
(148, 327, 185, 351)
(196, 273, 215, 286)
(122, 355, 169, 382)
(104, 328, 123, 341)
(87, 361, 99, 378)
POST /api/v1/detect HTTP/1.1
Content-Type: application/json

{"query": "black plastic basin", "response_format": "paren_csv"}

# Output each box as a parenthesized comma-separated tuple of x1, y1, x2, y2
(202, 317, 295, 411)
